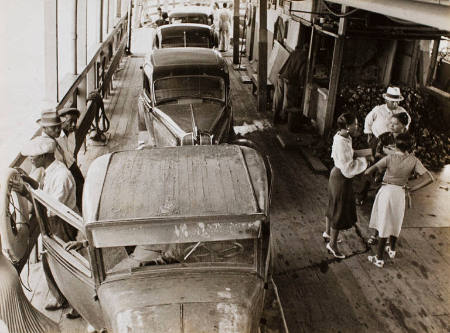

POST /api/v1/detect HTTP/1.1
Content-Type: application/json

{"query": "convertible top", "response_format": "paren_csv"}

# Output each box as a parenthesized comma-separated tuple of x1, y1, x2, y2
(83, 145, 267, 225)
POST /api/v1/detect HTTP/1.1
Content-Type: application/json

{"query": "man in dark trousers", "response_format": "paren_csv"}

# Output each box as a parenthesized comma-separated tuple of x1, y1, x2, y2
(272, 44, 308, 124)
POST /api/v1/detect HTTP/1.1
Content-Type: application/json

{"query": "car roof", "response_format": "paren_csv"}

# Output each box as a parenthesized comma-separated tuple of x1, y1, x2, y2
(157, 23, 212, 33)
(168, 6, 211, 16)
(144, 48, 227, 80)
(84, 145, 265, 224)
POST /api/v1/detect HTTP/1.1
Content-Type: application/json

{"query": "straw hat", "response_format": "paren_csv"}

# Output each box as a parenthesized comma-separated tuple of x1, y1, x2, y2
(58, 107, 80, 118)
(36, 109, 62, 127)
(21, 136, 56, 157)
(382, 87, 404, 102)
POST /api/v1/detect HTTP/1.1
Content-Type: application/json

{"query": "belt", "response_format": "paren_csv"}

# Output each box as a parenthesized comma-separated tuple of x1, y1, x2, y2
(381, 182, 412, 208)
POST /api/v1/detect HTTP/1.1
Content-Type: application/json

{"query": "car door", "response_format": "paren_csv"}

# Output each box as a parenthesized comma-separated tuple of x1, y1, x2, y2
(30, 189, 105, 330)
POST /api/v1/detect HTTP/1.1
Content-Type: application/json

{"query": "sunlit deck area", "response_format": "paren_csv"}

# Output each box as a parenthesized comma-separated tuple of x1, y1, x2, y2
(19, 49, 450, 332)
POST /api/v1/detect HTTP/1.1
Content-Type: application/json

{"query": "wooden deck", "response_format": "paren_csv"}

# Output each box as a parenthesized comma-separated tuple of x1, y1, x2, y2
(22, 53, 449, 333)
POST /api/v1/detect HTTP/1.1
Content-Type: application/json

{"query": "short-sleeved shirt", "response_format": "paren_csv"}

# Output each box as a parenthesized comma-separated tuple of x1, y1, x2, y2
(364, 104, 411, 138)
(375, 152, 427, 186)
(43, 160, 77, 213)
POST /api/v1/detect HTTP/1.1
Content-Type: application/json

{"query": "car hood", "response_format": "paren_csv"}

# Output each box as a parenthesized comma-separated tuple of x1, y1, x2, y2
(156, 102, 225, 135)
(98, 271, 263, 333)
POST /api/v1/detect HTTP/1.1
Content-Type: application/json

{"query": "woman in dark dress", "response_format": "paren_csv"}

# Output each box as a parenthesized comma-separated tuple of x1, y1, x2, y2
(324, 113, 371, 258)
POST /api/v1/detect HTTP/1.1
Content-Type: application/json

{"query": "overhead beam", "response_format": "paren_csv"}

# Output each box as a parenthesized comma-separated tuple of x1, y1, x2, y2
(257, 0, 268, 113)
(326, 0, 450, 31)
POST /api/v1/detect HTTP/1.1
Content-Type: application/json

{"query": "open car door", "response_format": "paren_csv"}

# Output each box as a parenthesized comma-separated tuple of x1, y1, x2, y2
(29, 188, 105, 330)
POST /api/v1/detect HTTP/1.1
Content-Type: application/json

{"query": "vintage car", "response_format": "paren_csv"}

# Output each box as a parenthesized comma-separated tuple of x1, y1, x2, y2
(9, 144, 272, 332)
(168, 6, 213, 25)
(138, 47, 234, 146)
(152, 23, 218, 49)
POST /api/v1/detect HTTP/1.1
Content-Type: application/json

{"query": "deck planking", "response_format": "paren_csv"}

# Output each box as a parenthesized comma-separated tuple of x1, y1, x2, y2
(20, 51, 449, 333)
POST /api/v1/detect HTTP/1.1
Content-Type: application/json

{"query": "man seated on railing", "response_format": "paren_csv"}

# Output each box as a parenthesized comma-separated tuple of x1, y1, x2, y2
(10, 136, 80, 319)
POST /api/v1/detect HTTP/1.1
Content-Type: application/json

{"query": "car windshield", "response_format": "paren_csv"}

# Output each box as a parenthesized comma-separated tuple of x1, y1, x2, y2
(102, 239, 256, 275)
(161, 30, 211, 48)
(170, 15, 208, 24)
(154, 76, 225, 103)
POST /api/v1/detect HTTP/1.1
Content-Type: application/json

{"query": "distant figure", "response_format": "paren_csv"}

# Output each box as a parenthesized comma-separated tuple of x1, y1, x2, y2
(155, 7, 168, 27)
(218, 3, 231, 51)
(272, 44, 308, 124)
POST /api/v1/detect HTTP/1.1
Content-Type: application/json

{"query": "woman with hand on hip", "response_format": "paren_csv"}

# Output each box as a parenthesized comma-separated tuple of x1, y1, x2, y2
(365, 133, 434, 268)
(325, 113, 371, 258)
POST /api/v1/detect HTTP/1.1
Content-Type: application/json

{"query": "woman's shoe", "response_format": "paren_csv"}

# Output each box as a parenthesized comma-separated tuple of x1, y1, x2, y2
(322, 232, 342, 243)
(385, 246, 396, 259)
(367, 235, 378, 246)
(326, 243, 345, 259)
(368, 255, 384, 268)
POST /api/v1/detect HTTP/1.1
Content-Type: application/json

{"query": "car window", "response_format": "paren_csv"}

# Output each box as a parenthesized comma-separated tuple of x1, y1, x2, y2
(170, 15, 208, 25)
(154, 76, 225, 103)
(103, 239, 256, 275)
(161, 31, 211, 48)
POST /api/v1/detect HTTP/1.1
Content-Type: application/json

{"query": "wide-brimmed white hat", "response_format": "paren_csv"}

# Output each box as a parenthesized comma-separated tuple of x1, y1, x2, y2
(383, 86, 404, 102)
(36, 109, 62, 127)
(21, 136, 56, 157)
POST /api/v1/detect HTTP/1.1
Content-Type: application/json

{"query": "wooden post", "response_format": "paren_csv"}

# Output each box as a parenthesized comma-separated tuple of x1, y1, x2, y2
(77, 0, 88, 114)
(116, 0, 122, 18)
(44, 0, 59, 103)
(408, 40, 421, 87)
(233, 0, 240, 64)
(99, 0, 104, 43)
(71, 0, 78, 75)
(126, 0, 133, 54)
(324, 5, 348, 134)
(302, 26, 318, 117)
(382, 40, 398, 87)
(426, 39, 440, 86)
(257, 0, 267, 113)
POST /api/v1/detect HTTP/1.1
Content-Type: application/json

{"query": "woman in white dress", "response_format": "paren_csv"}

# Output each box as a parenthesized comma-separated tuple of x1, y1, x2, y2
(364, 133, 434, 267)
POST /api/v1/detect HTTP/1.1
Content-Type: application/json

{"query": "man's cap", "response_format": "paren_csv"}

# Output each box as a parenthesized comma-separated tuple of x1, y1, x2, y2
(58, 107, 80, 118)
(383, 86, 404, 102)
(21, 136, 56, 157)
(36, 109, 62, 127)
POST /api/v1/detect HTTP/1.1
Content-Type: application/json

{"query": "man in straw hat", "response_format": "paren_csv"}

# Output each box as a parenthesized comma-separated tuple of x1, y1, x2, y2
(356, 86, 412, 207)
(364, 86, 411, 143)
(38, 109, 84, 212)
(11, 136, 79, 316)
(57, 107, 84, 212)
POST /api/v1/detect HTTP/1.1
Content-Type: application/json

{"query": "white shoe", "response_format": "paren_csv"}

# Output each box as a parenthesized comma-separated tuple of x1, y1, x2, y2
(385, 246, 396, 259)
(322, 232, 342, 243)
(368, 255, 384, 268)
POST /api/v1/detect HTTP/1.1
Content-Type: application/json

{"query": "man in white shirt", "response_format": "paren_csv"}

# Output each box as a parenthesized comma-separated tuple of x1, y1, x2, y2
(364, 86, 411, 143)
(218, 3, 231, 51)
(13, 136, 78, 315)
(357, 86, 411, 206)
